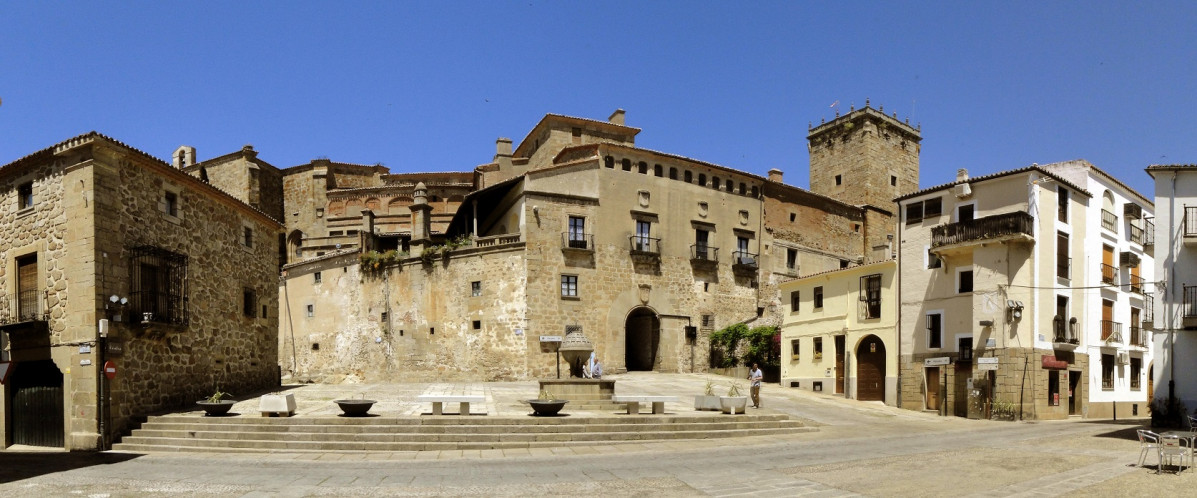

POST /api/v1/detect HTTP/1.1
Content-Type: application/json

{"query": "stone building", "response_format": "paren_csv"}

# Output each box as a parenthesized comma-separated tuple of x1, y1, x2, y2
(278, 106, 918, 382)
(0, 132, 282, 450)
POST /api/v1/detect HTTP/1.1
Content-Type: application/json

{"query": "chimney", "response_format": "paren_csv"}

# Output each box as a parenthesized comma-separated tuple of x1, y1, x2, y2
(768, 169, 784, 183)
(608, 109, 626, 126)
(173, 145, 196, 169)
(495, 138, 512, 158)
(360, 208, 376, 252)
(956, 169, 969, 182)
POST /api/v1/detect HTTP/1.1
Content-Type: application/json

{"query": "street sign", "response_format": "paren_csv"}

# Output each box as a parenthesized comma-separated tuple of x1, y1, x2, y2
(976, 357, 998, 364)
(924, 357, 951, 366)
(104, 360, 117, 380)
(106, 338, 124, 358)
(539, 336, 562, 342)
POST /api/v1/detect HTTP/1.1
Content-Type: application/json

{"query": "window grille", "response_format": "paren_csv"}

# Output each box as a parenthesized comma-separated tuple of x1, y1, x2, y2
(130, 245, 189, 325)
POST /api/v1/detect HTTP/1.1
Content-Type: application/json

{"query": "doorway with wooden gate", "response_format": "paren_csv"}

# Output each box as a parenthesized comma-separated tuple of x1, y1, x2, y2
(834, 335, 845, 394)
(925, 366, 941, 411)
(9, 359, 64, 448)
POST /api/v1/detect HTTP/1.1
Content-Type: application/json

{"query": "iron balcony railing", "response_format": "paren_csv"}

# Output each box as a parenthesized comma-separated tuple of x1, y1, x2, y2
(1101, 320, 1122, 343)
(561, 232, 594, 251)
(1129, 223, 1143, 244)
(1053, 316, 1078, 344)
(1186, 207, 1197, 238)
(1101, 209, 1118, 232)
(1185, 285, 1197, 318)
(930, 211, 1034, 248)
(690, 244, 719, 263)
(1057, 257, 1071, 280)
(1145, 294, 1155, 323)
(1130, 326, 1147, 347)
(628, 235, 661, 256)
(1143, 218, 1155, 246)
(1129, 274, 1144, 294)
(1100, 264, 1117, 285)
(731, 251, 759, 269)
(0, 289, 48, 327)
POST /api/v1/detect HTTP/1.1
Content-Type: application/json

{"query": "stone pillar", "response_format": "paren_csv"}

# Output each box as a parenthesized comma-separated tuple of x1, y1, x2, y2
(359, 209, 375, 253)
(409, 182, 433, 257)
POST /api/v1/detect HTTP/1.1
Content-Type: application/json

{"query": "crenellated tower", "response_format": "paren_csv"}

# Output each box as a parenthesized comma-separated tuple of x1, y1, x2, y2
(807, 100, 921, 210)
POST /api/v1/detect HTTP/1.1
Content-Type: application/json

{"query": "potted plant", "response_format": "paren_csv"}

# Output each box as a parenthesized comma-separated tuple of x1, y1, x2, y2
(197, 389, 235, 416)
(720, 382, 748, 415)
(694, 378, 722, 411)
(527, 389, 568, 416)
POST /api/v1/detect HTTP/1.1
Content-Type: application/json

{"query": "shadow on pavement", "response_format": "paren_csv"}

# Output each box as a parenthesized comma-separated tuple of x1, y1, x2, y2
(1085, 418, 1150, 441)
(0, 451, 142, 484)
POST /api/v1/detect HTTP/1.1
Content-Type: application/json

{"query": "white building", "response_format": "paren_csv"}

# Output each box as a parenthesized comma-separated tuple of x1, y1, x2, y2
(1146, 164, 1197, 412)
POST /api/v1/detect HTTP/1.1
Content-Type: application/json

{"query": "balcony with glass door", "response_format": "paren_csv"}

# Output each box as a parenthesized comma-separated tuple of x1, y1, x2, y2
(689, 244, 719, 267)
(930, 211, 1034, 252)
(1101, 320, 1122, 344)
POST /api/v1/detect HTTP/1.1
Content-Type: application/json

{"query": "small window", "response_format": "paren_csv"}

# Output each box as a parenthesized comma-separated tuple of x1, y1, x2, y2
(786, 248, 797, 270)
(473, 320, 481, 330)
(698, 174, 706, 186)
(311, 343, 319, 351)
(243, 289, 257, 318)
(471, 281, 481, 296)
(621, 159, 632, 171)
(814, 337, 823, 360)
(571, 127, 582, 143)
(739, 183, 746, 195)
(790, 291, 800, 312)
(927, 312, 943, 348)
(430, 327, 435, 335)
(924, 198, 942, 218)
(605, 156, 614, 168)
(381, 311, 388, 322)
(905, 202, 924, 225)
(654, 164, 663, 177)
(164, 191, 178, 217)
(958, 269, 974, 293)
(852, 223, 860, 232)
(243, 227, 254, 248)
(712, 177, 721, 190)
(840, 260, 849, 269)
(638, 161, 648, 174)
(791, 339, 800, 359)
(957, 204, 975, 222)
(314, 271, 322, 283)
(835, 175, 842, 186)
(18, 182, 34, 210)
(684, 170, 692, 183)
(1058, 187, 1069, 223)
(860, 274, 881, 319)
(262, 305, 268, 318)
(701, 314, 715, 329)
(669, 167, 678, 180)
(789, 213, 796, 222)
(891, 175, 897, 186)
(561, 275, 578, 297)
(725, 181, 733, 193)
(814, 286, 824, 309)
(927, 248, 942, 269)
(306, 304, 314, 317)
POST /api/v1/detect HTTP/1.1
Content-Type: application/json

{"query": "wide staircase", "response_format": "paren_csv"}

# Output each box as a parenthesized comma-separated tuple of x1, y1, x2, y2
(112, 413, 812, 453)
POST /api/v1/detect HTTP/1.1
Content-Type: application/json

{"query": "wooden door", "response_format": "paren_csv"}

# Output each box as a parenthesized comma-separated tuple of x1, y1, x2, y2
(835, 335, 845, 394)
(926, 367, 941, 411)
(1102, 245, 1115, 284)
(1102, 300, 1114, 341)
(856, 336, 885, 401)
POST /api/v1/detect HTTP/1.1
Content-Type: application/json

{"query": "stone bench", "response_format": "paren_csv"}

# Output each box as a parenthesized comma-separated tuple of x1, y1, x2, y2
(611, 395, 679, 415)
(416, 395, 485, 415)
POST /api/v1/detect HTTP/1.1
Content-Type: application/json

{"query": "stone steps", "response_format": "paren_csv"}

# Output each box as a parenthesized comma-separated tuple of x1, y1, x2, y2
(112, 413, 811, 453)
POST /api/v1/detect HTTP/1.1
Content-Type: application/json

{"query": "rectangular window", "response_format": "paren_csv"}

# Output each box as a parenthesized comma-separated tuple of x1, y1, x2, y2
(17, 181, 33, 210)
(164, 191, 178, 217)
(927, 248, 942, 269)
(561, 275, 578, 297)
(834, 175, 842, 186)
(306, 304, 314, 317)
(130, 246, 189, 325)
(16, 254, 38, 320)
(1057, 187, 1069, 223)
(262, 305, 267, 319)
(473, 320, 482, 330)
(814, 286, 824, 309)
(694, 229, 710, 260)
(1101, 354, 1114, 390)
(314, 271, 322, 284)
(860, 274, 881, 319)
(790, 291, 800, 312)
(957, 204, 975, 222)
(243, 289, 256, 318)
(1130, 357, 1142, 390)
(243, 227, 253, 247)
(701, 314, 715, 329)
(634, 220, 652, 251)
(905, 202, 923, 225)
(927, 312, 943, 349)
(568, 216, 587, 248)
(924, 197, 942, 218)
(791, 339, 800, 359)
(1056, 232, 1070, 279)
(786, 248, 797, 270)
(958, 269, 973, 293)
(736, 236, 750, 263)
(814, 337, 823, 360)
(471, 281, 481, 296)
(891, 175, 897, 186)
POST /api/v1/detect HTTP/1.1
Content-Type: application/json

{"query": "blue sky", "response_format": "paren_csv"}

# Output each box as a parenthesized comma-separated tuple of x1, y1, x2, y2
(2, 1, 1193, 197)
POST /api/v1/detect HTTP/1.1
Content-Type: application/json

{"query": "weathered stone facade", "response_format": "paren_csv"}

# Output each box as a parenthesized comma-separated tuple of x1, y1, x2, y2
(0, 133, 281, 450)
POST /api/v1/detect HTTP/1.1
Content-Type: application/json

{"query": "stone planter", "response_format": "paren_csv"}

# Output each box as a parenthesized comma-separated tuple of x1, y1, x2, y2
(694, 395, 722, 411)
(720, 396, 748, 415)
(196, 400, 235, 416)
(260, 393, 296, 416)
(528, 399, 568, 416)
(333, 399, 376, 416)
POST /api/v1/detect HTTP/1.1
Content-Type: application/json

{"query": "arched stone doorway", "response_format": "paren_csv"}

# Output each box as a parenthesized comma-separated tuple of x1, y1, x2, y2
(855, 335, 886, 401)
(624, 307, 660, 371)
(287, 230, 303, 263)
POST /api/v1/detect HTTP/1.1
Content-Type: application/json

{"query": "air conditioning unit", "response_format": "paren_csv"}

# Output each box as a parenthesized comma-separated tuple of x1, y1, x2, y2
(1120, 251, 1140, 267)
(1124, 203, 1143, 220)
(1117, 352, 1130, 365)
(954, 183, 972, 199)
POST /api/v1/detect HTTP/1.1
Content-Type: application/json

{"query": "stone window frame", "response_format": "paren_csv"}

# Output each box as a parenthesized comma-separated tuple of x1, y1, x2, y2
(560, 274, 579, 299)
(160, 184, 183, 225)
(471, 281, 481, 297)
(956, 267, 974, 294)
(926, 310, 944, 349)
(240, 222, 255, 252)
(243, 288, 257, 318)
(16, 180, 34, 212)
(306, 304, 314, 318)
(789, 291, 799, 313)
(314, 271, 322, 284)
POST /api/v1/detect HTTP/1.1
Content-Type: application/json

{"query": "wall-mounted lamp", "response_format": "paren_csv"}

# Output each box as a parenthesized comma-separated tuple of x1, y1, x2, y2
(108, 294, 128, 322)
(1006, 300, 1025, 321)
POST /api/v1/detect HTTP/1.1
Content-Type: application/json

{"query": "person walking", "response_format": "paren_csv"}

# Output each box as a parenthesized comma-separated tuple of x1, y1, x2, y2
(749, 363, 763, 409)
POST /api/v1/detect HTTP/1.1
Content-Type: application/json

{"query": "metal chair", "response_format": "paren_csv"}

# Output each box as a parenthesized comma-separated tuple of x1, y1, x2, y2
(1137, 429, 1160, 467)
(1158, 434, 1191, 474)
(1187, 415, 1197, 433)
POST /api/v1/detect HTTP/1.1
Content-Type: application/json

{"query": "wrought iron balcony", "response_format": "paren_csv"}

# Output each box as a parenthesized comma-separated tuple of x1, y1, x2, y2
(690, 244, 719, 264)
(930, 211, 1034, 249)
(731, 251, 759, 277)
(1100, 264, 1117, 285)
(1186, 207, 1197, 241)
(0, 289, 48, 327)
(1101, 209, 1118, 232)
(1130, 325, 1147, 347)
(1129, 274, 1144, 294)
(561, 232, 594, 251)
(1143, 218, 1155, 247)
(1185, 285, 1197, 319)
(1129, 223, 1143, 244)
(629, 236, 661, 257)
(1053, 315, 1079, 344)
(1101, 320, 1122, 343)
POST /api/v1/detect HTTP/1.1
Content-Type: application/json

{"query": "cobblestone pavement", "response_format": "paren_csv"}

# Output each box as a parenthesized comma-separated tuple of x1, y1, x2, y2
(0, 372, 1191, 496)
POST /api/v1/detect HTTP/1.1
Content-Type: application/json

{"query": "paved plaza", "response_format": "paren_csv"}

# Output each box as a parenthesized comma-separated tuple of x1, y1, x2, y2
(1, 372, 1192, 496)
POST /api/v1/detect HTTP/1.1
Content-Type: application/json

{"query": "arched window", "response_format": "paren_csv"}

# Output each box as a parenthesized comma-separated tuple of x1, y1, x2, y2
(654, 164, 663, 177)
(751, 186, 758, 197)
(739, 183, 746, 195)
(638, 161, 648, 174)
(698, 174, 706, 186)
(605, 156, 614, 168)
(725, 181, 733, 193)
(712, 177, 720, 190)
(622, 159, 632, 171)
(684, 171, 692, 183)
(669, 167, 678, 180)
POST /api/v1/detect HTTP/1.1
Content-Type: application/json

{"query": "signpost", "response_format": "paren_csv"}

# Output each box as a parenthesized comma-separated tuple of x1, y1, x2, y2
(539, 336, 563, 379)
(924, 357, 951, 366)
(976, 357, 999, 371)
